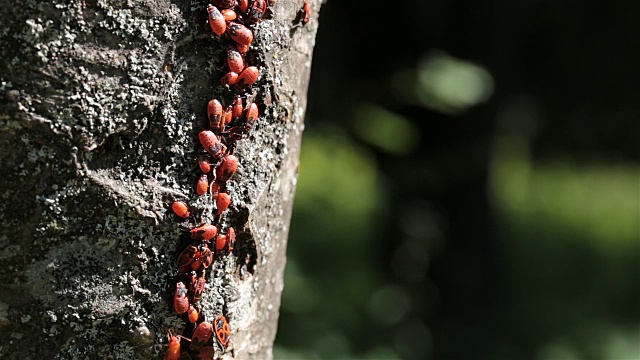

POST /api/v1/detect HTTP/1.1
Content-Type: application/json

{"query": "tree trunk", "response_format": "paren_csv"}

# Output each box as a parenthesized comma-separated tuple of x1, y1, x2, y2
(0, 0, 319, 358)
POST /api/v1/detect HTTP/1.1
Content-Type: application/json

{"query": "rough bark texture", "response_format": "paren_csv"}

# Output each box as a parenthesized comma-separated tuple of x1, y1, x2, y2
(0, 0, 319, 358)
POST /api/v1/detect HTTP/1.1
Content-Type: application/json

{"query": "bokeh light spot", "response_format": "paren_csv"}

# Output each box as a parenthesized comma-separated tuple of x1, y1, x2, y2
(352, 104, 420, 155)
(367, 284, 412, 326)
(417, 52, 494, 114)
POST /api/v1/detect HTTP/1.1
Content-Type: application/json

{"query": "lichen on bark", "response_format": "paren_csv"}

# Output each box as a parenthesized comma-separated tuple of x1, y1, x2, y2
(0, 0, 319, 358)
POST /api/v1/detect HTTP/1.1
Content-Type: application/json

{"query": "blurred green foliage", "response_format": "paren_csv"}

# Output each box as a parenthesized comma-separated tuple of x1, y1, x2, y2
(491, 138, 639, 360)
(352, 104, 419, 156)
(492, 138, 639, 249)
(276, 129, 393, 359)
(274, 0, 639, 359)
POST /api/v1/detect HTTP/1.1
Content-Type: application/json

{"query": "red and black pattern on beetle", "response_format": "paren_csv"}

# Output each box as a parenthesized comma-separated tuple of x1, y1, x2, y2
(187, 271, 198, 293)
(215, 227, 236, 254)
(207, 5, 226, 35)
(227, 22, 253, 47)
(199, 245, 214, 268)
(227, 46, 245, 74)
(216, 154, 239, 182)
(190, 321, 213, 351)
(190, 224, 218, 242)
(177, 245, 199, 268)
(192, 269, 206, 303)
(213, 315, 231, 349)
(247, 0, 267, 25)
(213, 0, 236, 9)
(227, 102, 259, 141)
(199, 130, 227, 164)
(207, 99, 223, 131)
(209, 181, 221, 201)
(231, 95, 243, 119)
(223, 105, 233, 128)
(244, 102, 259, 132)
(234, 66, 259, 92)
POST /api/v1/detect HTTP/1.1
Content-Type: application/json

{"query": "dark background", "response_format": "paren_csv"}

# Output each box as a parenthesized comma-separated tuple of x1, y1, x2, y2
(275, 0, 639, 359)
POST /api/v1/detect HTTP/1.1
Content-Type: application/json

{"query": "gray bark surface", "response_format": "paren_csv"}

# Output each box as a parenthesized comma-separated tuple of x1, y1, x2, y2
(0, 0, 319, 358)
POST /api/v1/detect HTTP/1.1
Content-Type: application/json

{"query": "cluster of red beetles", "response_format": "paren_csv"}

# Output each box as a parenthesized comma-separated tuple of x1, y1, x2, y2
(164, 1, 311, 359)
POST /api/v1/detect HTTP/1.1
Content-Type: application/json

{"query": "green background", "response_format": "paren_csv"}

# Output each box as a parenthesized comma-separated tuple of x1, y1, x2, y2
(274, 0, 639, 359)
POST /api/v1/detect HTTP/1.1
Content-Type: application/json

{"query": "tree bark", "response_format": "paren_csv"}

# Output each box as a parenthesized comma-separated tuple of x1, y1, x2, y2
(0, 0, 319, 358)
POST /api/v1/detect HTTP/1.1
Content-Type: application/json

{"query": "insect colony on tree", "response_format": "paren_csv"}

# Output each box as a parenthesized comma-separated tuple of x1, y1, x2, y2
(165, 1, 311, 358)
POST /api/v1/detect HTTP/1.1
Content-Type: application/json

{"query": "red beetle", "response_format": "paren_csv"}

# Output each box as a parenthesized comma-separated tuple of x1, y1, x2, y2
(209, 181, 220, 200)
(190, 321, 213, 351)
(174, 282, 189, 314)
(177, 245, 199, 267)
(200, 246, 214, 268)
(215, 227, 236, 253)
(221, 8, 236, 21)
(238, 0, 249, 13)
(199, 130, 227, 163)
(187, 271, 198, 288)
(196, 174, 209, 195)
(227, 125, 243, 141)
(245, 102, 259, 132)
(214, 114, 226, 133)
(207, 99, 223, 129)
(198, 155, 211, 174)
(227, 227, 236, 252)
(214, 0, 236, 9)
(197, 346, 216, 360)
(216, 154, 238, 182)
(229, 102, 258, 139)
(223, 105, 233, 126)
(215, 234, 227, 252)
(227, 46, 245, 74)
(213, 315, 231, 349)
(207, 5, 226, 35)
(221, 72, 239, 86)
(190, 257, 202, 272)
(192, 270, 206, 303)
(188, 270, 201, 293)
(235, 66, 259, 92)
(216, 192, 232, 215)
(301, 1, 311, 25)
(247, 0, 266, 24)
(232, 96, 243, 119)
(236, 43, 250, 53)
(227, 22, 253, 46)
(190, 224, 218, 241)
(166, 330, 183, 360)
(187, 306, 199, 324)
(171, 200, 190, 219)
